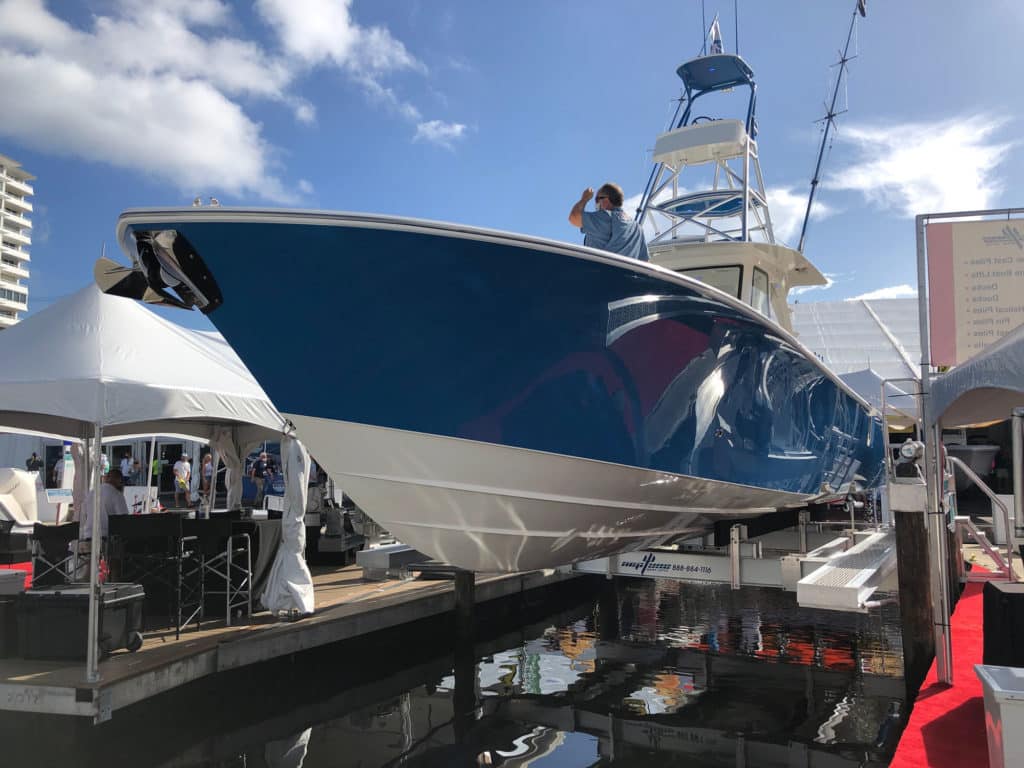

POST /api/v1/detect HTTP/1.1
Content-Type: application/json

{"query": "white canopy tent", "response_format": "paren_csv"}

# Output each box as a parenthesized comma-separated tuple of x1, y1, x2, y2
(0, 285, 314, 679)
(929, 323, 1024, 428)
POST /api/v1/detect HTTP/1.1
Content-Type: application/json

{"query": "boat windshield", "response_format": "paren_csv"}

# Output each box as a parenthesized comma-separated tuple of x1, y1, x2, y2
(751, 267, 772, 318)
(678, 265, 741, 298)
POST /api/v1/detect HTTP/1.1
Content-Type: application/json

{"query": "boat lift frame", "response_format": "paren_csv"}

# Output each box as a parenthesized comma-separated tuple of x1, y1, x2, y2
(573, 512, 897, 614)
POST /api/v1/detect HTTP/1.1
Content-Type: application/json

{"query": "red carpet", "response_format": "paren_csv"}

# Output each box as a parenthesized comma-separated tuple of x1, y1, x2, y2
(0, 562, 32, 589)
(890, 576, 992, 767)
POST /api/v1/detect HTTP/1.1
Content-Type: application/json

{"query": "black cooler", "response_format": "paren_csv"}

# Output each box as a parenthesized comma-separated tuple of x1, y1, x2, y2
(16, 583, 145, 660)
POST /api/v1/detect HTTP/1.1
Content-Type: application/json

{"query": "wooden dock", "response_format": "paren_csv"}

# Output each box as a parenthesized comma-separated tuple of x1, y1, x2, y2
(0, 564, 582, 722)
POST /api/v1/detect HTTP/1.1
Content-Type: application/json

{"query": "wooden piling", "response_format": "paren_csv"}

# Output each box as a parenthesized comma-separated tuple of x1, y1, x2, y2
(894, 509, 935, 700)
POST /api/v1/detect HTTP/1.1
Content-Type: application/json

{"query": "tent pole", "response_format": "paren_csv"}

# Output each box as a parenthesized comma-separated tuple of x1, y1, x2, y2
(1014, 408, 1023, 565)
(81, 436, 91, 523)
(86, 422, 104, 683)
(144, 435, 156, 513)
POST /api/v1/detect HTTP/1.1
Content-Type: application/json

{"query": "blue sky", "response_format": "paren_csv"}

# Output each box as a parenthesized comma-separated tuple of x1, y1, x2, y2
(1, 0, 1021, 330)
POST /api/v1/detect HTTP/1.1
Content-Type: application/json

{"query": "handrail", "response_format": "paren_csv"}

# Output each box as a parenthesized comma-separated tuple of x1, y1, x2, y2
(947, 455, 1016, 582)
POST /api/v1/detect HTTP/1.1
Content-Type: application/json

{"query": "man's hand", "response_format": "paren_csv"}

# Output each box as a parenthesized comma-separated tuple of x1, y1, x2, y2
(569, 187, 595, 227)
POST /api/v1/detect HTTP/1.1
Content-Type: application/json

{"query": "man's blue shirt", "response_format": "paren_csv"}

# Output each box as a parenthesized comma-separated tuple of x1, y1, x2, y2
(580, 208, 649, 262)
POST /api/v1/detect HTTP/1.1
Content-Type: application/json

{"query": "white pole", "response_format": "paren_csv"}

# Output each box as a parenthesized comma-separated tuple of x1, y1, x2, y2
(81, 437, 91, 522)
(915, 213, 952, 684)
(1013, 409, 1023, 563)
(144, 436, 156, 513)
(86, 422, 104, 682)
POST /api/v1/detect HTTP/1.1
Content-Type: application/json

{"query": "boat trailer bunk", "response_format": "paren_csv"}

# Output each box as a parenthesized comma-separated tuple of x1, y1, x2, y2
(574, 510, 897, 614)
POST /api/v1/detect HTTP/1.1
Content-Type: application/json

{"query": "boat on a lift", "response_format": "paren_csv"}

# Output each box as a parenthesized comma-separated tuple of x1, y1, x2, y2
(94, 42, 885, 573)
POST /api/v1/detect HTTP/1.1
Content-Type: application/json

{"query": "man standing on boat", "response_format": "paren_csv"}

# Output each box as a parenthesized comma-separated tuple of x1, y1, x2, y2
(568, 183, 648, 262)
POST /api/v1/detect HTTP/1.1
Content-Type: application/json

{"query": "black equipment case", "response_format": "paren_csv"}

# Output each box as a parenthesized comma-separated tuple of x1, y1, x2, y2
(983, 580, 1024, 667)
(16, 583, 145, 660)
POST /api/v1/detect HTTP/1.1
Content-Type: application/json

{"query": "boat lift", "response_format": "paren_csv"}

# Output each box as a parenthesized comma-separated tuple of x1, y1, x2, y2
(573, 511, 897, 613)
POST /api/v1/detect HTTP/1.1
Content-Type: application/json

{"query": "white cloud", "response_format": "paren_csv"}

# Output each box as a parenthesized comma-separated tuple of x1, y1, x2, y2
(826, 117, 1014, 216)
(255, 0, 359, 64)
(414, 120, 467, 149)
(298, 179, 315, 195)
(355, 74, 422, 122)
(0, 50, 291, 200)
(847, 284, 918, 301)
(790, 274, 836, 297)
(294, 101, 317, 124)
(0, 0, 466, 201)
(255, 0, 423, 74)
(766, 186, 834, 246)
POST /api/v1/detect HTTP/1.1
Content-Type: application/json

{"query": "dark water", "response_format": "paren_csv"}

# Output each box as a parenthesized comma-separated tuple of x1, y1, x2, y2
(4, 577, 905, 767)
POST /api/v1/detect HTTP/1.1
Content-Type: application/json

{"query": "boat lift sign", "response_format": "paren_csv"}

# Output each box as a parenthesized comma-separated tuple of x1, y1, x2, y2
(927, 218, 1024, 366)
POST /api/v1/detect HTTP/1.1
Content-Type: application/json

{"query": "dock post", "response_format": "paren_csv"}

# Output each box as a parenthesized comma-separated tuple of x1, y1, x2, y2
(892, 483, 935, 699)
(598, 580, 619, 641)
(452, 569, 476, 742)
(454, 569, 475, 646)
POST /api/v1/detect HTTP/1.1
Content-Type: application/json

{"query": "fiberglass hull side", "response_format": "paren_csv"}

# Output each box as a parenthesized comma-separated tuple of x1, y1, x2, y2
(290, 416, 809, 572)
(119, 213, 885, 568)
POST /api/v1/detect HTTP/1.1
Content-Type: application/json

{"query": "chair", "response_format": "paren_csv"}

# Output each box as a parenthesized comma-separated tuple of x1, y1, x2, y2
(184, 518, 253, 626)
(31, 522, 89, 586)
(109, 514, 203, 639)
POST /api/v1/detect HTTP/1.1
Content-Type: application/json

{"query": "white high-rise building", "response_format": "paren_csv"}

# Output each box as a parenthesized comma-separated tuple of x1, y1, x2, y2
(0, 153, 33, 329)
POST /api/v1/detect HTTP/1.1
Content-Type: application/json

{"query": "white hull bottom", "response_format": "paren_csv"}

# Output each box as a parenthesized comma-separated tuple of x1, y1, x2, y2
(287, 415, 811, 573)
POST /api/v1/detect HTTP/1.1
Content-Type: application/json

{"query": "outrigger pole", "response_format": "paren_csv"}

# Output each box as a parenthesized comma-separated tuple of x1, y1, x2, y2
(797, 0, 867, 254)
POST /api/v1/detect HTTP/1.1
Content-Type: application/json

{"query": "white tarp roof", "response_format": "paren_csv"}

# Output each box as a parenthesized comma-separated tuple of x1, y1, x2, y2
(790, 298, 920, 383)
(929, 322, 1024, 428)
(837, 368, 918, 426)
(0, 284, 286, 441)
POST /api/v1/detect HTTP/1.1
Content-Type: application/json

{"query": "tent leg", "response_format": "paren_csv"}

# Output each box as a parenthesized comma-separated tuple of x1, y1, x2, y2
(1013, 409, 1023, 562)
(143, 435, 156, 514)
(86, 423, 104, 683)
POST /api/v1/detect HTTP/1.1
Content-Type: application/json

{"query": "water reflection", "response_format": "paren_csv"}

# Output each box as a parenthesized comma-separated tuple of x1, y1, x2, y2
(4, 578, 903, 767)
(241, 580, 904, 767)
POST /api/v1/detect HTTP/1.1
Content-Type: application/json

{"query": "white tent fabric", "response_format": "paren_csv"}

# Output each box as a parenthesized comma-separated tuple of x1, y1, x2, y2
(260, 435, 314, 616)
(791, 298, 920, 382)
(0, 284, 317, 676)
(0, 285, 284, 442)
(929, 323, 1024, 427)
(209, 425, 265, 512)
(837, 368, 918, 426)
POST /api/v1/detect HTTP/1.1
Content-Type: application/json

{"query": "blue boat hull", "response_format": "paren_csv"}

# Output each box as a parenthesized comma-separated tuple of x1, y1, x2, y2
(115, 211, 885, 568)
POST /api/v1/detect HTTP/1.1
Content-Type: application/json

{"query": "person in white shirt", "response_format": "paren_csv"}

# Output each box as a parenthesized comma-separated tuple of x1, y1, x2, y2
(173, 453, 192, 508)
(120, 454, 133, 479)
(80, 469, 130, 539)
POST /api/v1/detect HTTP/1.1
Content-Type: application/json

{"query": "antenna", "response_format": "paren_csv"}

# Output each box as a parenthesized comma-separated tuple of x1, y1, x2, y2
(701, 0, 707, 56)
(797, 0, 866, 254)
(734, 0, 739, 56)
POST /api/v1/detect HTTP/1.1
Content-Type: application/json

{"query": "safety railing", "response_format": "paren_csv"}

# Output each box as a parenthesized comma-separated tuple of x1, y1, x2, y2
(947, 455, 1016, 582)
